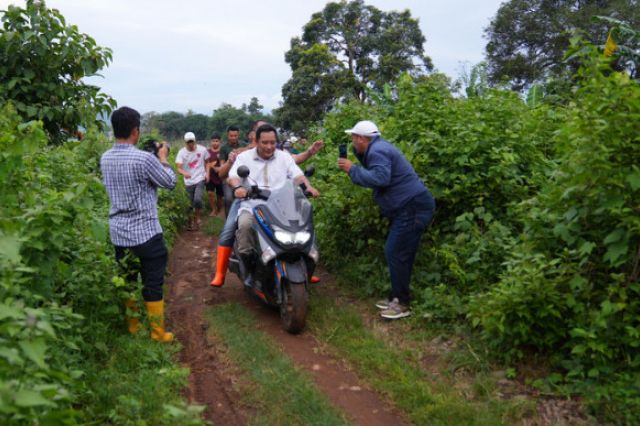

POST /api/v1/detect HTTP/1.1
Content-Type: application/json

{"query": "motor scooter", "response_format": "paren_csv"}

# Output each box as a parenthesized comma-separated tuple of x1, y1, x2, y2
(228, 165, 318, 333)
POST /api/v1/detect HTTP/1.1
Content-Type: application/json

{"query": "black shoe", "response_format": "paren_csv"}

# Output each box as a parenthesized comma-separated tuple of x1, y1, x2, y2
(239, 253, 256, 287)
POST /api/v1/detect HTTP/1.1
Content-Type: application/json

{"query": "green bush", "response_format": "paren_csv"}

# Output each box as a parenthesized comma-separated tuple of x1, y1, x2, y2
(0, 103, 196, 424)
(311, 38, 640, 421)
(313, 73, 559, 311)
(468, 42, 640, 421)
(0, 1, 116, 143)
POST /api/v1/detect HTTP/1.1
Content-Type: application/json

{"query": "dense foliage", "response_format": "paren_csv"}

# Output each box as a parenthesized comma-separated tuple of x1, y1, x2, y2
(0, 0, 116, 143)
(311, 39, 639, 421)
(485, 0, 640, 90)
(0, 104, 200, 424)
(276, 0, 432, 132)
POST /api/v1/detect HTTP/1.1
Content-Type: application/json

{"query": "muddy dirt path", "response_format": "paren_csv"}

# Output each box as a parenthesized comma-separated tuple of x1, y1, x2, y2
(165, 226, 408, 426)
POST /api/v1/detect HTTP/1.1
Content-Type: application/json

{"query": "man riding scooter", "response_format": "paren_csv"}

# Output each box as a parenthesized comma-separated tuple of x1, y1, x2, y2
(210, 122, 322, 287)
(228, 124, 319, 271)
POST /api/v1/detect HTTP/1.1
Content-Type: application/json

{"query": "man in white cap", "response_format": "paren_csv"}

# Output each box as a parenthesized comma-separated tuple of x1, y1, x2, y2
(338, 120, 435, 319)
(176, 131, 210, 230)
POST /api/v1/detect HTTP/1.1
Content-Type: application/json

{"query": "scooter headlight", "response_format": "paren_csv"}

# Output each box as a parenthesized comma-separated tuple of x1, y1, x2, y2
(293, 231, 311, 244)
(273, 228, 311, 245)
(274, 230, 295, 245)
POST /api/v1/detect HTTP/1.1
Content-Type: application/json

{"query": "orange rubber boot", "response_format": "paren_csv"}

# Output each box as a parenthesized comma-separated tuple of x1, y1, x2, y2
(144, 300, 174, 343)
(210, 245, 233, 287)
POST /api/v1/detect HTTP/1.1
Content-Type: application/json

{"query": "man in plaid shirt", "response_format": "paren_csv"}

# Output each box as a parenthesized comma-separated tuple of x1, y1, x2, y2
(100, 106, 177, 343)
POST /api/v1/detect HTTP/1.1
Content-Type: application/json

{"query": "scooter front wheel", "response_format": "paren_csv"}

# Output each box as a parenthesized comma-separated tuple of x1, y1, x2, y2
(280, 281, 308, 334)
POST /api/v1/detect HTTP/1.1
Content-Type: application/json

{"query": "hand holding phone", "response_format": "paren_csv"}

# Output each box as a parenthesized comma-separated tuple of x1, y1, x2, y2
(339, 144, 347, 159)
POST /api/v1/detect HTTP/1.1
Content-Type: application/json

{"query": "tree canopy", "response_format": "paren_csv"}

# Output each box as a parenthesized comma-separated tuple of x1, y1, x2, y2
(485, 0, 640, 91)
(142, 100, 271, 142)
(0, 0, 115, 143)
(275, 0, 432, 132)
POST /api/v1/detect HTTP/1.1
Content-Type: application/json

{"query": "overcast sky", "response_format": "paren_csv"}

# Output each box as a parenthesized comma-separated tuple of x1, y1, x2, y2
(1, 0, 505, 114)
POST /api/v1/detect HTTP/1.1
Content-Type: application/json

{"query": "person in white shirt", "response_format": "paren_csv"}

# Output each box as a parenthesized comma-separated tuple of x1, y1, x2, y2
(227, 124, 319, 263)
(176, 131, 210, 230)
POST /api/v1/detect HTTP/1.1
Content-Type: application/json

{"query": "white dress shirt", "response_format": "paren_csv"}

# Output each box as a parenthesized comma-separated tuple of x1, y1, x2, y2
(229, 147, 303, 214)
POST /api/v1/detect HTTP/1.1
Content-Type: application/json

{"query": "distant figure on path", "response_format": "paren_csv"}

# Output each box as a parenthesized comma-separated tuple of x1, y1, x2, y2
(176, 131, 210, 230)
(206, 133, 224, 216)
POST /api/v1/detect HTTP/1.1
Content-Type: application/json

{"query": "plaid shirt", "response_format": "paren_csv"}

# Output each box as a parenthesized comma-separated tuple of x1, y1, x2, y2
(100, 143, 176, 247)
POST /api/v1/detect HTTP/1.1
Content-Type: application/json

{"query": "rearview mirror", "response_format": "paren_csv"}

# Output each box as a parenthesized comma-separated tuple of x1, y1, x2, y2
(237, 165, 250, 178)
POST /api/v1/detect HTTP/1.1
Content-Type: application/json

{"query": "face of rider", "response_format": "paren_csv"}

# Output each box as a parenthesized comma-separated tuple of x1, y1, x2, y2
(185, 139, 196, 152)
(227, 130, 239, 146)
(256, 130, 277, 160)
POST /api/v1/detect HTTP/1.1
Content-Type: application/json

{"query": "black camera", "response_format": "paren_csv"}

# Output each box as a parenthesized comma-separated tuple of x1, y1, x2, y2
(142, 138, 169, 158)
(339, 143, 347, 159)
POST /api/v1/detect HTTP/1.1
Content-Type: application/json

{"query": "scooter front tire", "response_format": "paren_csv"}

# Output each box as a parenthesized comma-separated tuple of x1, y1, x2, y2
(280, 281, 308, 334)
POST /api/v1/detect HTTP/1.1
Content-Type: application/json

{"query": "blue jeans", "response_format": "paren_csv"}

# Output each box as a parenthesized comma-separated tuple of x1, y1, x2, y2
(219, 199, 240, 247)
(384, 191, 435, 305)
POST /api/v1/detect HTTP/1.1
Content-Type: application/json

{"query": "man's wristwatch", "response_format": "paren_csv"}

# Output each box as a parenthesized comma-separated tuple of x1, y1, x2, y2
(232, 185, 243, 197)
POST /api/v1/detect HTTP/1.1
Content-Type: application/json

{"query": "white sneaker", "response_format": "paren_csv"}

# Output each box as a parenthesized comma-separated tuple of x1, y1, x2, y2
(380, 299, 411, 320)
(375, 299, 391, 310)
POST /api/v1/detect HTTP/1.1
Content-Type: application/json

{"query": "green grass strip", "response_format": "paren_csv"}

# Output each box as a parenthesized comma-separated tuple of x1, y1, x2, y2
(309, 293, 527, 426)
(206, 303, 350, 426)
(202, 215, 225, 236)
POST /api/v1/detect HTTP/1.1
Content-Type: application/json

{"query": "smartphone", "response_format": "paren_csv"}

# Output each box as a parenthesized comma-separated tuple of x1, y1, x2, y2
(339, 143, 347, 159)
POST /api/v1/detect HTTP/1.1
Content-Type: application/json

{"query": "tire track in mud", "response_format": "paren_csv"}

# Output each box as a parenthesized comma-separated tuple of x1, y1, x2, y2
(166, 230, 249, 425)
(166, 226, 407, 426)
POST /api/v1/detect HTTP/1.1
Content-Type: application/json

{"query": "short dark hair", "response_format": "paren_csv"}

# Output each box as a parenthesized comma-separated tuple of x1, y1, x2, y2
(227, 125, 239, 133)
(256, 124, 278, 143)
(210, 133, 221, 140)
(111, 107, 140, 139)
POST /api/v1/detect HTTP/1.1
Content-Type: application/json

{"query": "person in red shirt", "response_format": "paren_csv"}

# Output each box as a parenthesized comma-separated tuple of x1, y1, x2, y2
(205, 134, 224, 216)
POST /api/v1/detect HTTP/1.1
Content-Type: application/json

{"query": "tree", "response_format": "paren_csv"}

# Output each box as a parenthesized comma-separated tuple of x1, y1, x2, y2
(0, 0, 116, 143)
(485, 0, 640, 91)
(209, 103, 253, 137)
(139, 98, 272, 142)
(276, 43, 348, 132)
(246, 97, 263, 115)
(276, 0, 432, 131)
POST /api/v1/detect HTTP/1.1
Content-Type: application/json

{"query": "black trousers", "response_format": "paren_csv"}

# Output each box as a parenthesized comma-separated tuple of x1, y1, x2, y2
(115, 233, 168, 302)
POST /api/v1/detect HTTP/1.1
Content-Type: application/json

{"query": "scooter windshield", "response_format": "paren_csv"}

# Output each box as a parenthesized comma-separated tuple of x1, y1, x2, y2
(258, 180, 312, 228)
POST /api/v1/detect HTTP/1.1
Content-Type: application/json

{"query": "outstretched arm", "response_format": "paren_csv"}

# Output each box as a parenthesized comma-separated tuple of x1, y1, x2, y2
(293, 140, 324, 164)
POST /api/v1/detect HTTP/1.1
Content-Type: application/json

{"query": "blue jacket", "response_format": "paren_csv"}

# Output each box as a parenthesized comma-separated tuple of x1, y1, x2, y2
(349, 136, 430, 217)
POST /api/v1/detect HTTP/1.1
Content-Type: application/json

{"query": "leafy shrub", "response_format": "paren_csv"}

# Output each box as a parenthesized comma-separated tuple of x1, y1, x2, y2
(313, 73, 559, 313)
(0, 1, 116, 143)
(311, 38, 640, 420)
(0, 103, 196, 424)
(468, 42, 640, 421)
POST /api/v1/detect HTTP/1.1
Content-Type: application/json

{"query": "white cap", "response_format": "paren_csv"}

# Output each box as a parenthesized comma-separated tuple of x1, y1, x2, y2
(344, 120, 380, 137)
(184, 131, 196, 142)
